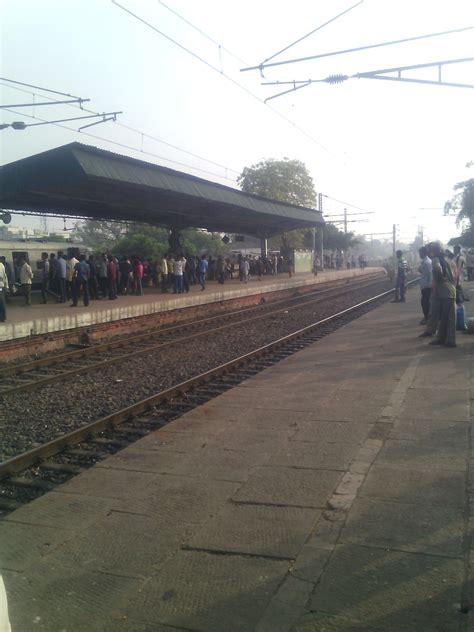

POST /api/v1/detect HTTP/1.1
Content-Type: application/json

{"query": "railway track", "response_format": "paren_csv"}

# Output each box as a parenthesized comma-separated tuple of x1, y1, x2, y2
(0, 280, 417, 515)
(0, 273, 385, 395)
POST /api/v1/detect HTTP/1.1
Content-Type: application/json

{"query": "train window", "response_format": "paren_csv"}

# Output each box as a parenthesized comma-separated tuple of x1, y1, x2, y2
(12, 251, 29, 263)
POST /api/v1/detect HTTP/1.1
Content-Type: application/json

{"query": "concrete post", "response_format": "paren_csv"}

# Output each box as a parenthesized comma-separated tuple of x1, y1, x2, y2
(260, 238, 268, 258)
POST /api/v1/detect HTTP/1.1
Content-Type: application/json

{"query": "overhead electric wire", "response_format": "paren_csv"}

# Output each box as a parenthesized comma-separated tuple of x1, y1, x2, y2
(322, 194, 375, 214)
(111, 0, 333, 155)
(240, 25, 474, 72)
(157, 0, 248, 67)
(261, 0, 364, 65)
(1, 107, 238, 183)
(0, 81, 241, 177)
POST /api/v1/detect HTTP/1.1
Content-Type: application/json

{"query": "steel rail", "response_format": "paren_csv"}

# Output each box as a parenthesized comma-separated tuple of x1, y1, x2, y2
(0, 275, 387, 394)
(0, 273, 383, 379)
(0, 282, 407, 480)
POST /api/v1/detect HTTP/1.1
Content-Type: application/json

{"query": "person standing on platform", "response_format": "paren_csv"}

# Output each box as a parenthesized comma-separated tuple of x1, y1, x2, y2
(107, 255, 118, 300)
(427, 242, 457, 347)
(66, 253, 78, 300)
(240, 257, 250, 283)
(391, 250, 408, 303)
(453, 245, 466, 282)
(417, 247, 432, 324)
(312, 255, 320, 276)
(158, 254, 169, 293)
(0, 258, 9, 322)
(39, 252, 51, 304)
(133, 257, 144, 296)
(19, 256, 33, 306)
(216, 255, 225, 284)
(87, 255, 99, 300)
(0, 257, 13, 303)
(56, 251, 67, 303)
(71, 254, 90, 307)
(99, 254, 108, 298)
(173, 254, 186, 294)
(198, 254, 208, 290)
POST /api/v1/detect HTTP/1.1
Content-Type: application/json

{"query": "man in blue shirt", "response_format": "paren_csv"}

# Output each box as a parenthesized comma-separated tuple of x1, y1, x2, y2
(198, 254, 208, 290)
(71, 254, 90, 307)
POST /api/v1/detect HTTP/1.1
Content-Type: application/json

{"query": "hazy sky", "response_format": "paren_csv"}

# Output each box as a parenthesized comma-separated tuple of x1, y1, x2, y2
(1, 0, 473, 245)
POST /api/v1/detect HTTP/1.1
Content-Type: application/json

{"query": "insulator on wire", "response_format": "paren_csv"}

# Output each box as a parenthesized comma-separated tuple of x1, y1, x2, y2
(325, 74, 349, 84)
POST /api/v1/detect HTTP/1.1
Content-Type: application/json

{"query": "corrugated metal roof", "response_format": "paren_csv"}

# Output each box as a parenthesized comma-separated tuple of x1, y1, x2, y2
(0, 143, 324, 237)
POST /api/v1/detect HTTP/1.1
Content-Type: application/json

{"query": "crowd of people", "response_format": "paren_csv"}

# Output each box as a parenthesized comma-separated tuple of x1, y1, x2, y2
(393, 243, 467, 348)
(0, 250, 303, 320)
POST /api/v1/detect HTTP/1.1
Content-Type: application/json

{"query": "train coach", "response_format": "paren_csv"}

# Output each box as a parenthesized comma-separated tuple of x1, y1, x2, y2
(0, 240, 90, 288)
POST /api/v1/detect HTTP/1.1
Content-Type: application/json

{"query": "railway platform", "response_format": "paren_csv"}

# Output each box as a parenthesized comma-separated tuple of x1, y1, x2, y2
(0, 267, 382, 345)
(1, 284, 473, 631)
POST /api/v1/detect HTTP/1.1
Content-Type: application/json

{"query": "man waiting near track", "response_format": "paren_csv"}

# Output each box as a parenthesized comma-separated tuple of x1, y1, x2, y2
(420, 242, 456, 347)
(198, 254, 208, 290)
(56, 251, 67, 303)
(417, 246, 432, 325)
(40, 252, 50, 304)
(19, 256, 33, 306)
(71, 254, 90, 307)
(391, 250, 408, 303)
(172, 254, 186, 294)
(0, 258, 9, 322)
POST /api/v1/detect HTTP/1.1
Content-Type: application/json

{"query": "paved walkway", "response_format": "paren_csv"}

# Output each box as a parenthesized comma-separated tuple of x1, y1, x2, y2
(1, 283, 473, 631)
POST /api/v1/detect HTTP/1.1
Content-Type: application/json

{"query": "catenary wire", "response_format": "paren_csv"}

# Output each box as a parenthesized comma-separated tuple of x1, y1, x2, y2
(111, 0, 333, 155)
(0, 81, 241, 176)
(1, 107, 238, 183)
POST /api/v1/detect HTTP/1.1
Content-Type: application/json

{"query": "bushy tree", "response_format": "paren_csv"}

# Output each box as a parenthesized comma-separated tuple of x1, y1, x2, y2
(238, 158, 316, 207)
(444, 162, 474, 245)
(237, 158, 317, 252)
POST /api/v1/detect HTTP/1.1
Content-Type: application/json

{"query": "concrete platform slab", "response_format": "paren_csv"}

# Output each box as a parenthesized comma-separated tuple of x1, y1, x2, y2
(389, 417, 469, 443)
(186, 503, 321, 559)
(291, 421, 369, 444)
(340, 497, 464, 558)
(376, 438, 468, 471)
(126, 550, 288, 632)
(3, 564, 141, 632)
(268, 441, 357, 471)
(3, 491, 118, 531)
(305, 544, 464, 632)
(117, 475, 238, 525)
(360, 464, 466, 506)
(231, 465, 342, 507)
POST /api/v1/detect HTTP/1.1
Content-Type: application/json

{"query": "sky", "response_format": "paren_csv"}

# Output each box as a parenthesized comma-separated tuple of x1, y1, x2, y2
(1, 0, 473, 246)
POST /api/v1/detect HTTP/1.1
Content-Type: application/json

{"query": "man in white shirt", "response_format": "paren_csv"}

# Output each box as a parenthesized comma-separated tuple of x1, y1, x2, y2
(0, 259, 9, 321)
(172, 255, 186, 294)
(19, 256, 33, 305)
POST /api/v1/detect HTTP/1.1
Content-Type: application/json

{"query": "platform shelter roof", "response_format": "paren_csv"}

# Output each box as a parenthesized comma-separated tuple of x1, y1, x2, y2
(0, 143, 324, 238)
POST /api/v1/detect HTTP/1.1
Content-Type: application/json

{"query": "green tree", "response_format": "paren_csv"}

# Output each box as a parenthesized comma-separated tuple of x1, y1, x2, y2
(444, 161, 474, 245)
(237, 158, 317, 253)
(72, 220, 126, 251)
(238, 158, 316, 207)
(72, 219, 229, 258)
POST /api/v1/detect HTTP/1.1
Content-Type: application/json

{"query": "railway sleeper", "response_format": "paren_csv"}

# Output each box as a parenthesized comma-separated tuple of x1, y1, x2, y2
(38, 461, 85, 475)
(88, 437, 130, 448)
(111, 425, 149, 436)
(66, 447, 109, 459)
(7, 476, 56, 492)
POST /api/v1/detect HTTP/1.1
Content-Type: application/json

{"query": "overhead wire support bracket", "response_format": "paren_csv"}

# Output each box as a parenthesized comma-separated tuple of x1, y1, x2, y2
(0, 98, 90, 109)
(262, 57, 474, 101)
(241, 25, 474, 73)
(1, 111, 122, 131)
